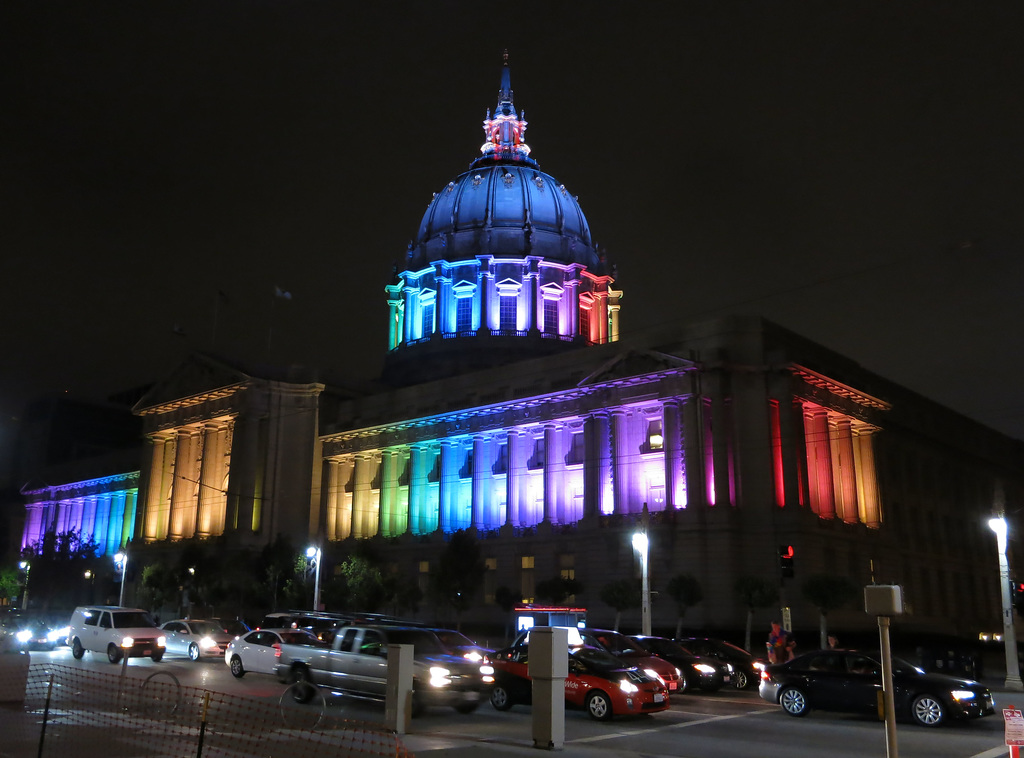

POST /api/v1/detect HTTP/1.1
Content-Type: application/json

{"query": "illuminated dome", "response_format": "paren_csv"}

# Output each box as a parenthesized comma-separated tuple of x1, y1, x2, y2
(384, 54, 621, 386)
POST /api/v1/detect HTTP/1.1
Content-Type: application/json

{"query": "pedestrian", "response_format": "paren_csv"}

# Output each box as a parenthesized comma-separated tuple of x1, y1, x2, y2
(828, 634, 839, 649)
(767, 621, 796, 663)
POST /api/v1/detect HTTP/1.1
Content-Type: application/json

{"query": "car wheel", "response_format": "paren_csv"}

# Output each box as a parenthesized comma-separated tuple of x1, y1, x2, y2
(151, 650, 164, 662)
(107, 644, 123, 664)
(490, 683, 515, 711)
(676, 673, 691, 694)
(779, 687, 809, 717)
(454, 701, 479, 714)
(71, 638, 84, 660)
(188, 643, 200, 661)
(585, 690, 614, 722)
(290, 667, 316, 704)
(732, 670, 749, 689)
(229, 655, 245, 678)
(911, 694, 946, 727)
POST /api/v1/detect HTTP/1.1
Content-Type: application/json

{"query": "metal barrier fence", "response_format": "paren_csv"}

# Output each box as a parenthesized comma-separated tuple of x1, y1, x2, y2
(0, 662, 413, 758)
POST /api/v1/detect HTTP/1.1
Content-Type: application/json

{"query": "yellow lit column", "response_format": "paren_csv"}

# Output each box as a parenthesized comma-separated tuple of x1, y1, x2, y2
(831, 418, 858, 523)
(144, 433, 174, 541)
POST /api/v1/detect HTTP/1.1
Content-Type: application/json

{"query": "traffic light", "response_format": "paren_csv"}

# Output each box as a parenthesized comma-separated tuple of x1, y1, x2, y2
(779, 545, 795, 578)
(1014, 581, 1024, 615)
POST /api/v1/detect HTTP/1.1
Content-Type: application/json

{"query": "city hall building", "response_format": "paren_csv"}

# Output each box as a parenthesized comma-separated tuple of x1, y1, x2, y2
(21, 61, 1024, 638)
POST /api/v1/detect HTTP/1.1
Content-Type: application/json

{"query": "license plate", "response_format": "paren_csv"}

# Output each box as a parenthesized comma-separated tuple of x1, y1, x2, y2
(654, 692, 665, 703)
(723, 675, 730, 682)
(668, 682, 677, 691)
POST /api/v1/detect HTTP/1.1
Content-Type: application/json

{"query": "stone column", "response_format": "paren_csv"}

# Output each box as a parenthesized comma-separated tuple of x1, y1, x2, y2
(832, 418, 858, 523)
(472, 435, 489, 530)
(611, 409, 629, 514)
(543, 424, 563, 523)
(505, 430, 522, 526)
(169, 429, 198, 539)
(663, 400, 684, 509)
(195, 423, 221, 537)
(583, 412, 611, 518)
(439, 440, 456, 533)
(144, 434, 172, 541)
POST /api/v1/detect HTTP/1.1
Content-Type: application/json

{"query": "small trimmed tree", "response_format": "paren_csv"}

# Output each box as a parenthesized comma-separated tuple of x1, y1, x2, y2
(735, 576, 779, 652)
(535, 575, 584, 605)
(802, 574, 860, 649)
(600, 579, 641, 631)
(665, 573, 703, 639)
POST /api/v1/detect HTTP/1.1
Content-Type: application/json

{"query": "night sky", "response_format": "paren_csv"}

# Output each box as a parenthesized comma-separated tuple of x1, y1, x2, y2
(4, 1, 1023, 476)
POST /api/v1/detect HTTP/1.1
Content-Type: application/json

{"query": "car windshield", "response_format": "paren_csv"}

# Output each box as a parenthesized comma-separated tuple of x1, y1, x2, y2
(586, 632, 648, 656)
(190, 621, 223, 635)
(573, 647, 631, 671)
(644, 637, 691, 657)
(713, 640, 753, 659)
(433, 630, 476, 648)
(385, 629, 447, 655)
(112, 611, 157, 628)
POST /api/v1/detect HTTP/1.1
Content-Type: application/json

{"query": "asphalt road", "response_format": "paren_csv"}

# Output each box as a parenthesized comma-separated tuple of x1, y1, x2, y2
(28, 647, 1012, 758)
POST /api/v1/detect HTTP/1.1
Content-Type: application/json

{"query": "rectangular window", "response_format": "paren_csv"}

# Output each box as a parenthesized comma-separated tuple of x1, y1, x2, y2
(422, 302, 435, 337)
(520, 555, 535, 604)
(579, 307, 591, 341)
(484, 557, 497, 604)
(543, 298, 559, 334)
(456, 296, 473, 332)
(499, 295, 517, 330)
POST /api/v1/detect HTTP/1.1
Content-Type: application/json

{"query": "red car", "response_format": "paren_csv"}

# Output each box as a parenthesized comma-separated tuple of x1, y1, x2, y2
(580, 628, 683, 694)
(489, 644, 669, 721)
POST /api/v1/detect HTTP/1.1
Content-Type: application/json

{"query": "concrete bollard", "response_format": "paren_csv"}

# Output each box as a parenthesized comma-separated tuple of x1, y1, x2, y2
(528, 626, 567, 750)
(385, 643, 414, 734)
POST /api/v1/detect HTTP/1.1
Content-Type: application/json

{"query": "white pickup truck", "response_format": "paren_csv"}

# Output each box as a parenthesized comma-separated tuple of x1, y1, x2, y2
(274, 625, 491, 714)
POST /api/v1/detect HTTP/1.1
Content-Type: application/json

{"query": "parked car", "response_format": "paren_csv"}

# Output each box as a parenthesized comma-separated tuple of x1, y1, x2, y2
(489, 643, 669, 721)
(578, 629, 683, 693)
(67, 606, 166, 663)
(629, 635, 732, 692)
(677, 636, 766, 689)
(759, 649, 995, 727)
(225, 628, 322, 678)
(430, 628, 494, 663)
(1, 613, 69, 651)
(160, 619, 236, 661)
(209, 618, 251, 637)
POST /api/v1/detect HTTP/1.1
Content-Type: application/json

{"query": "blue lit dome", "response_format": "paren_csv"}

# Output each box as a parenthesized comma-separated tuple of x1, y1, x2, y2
(383, 54, 621, 386)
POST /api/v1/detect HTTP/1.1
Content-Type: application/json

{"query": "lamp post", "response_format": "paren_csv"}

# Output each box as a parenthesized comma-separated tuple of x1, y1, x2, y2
(632, 505, 651, 636)
(18, 561, 30, 610)
(306, 546, 322, 612)
(988, 517, 1023, 691)
(114, 551, 128, 607)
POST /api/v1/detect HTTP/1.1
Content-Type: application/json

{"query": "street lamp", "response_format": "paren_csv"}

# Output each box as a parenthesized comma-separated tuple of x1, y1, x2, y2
(632, 508, 651, 636)
(988, 517, 1023, 691)
(114, 551, 128, 607)
(306, 546, 322, 612)
(18, 561, 30, 610)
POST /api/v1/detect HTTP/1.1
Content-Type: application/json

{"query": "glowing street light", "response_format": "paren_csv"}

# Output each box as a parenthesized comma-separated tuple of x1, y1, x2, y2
(632, 505, 651, 636)
(988, 517, 1023, 691)
(306, 546, 322, 612)
(18, 561, 30, 609)
(114, 551, 128, 607)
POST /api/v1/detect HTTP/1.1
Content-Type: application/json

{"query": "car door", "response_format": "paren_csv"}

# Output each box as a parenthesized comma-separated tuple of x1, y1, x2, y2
(794, 652, 850, 711)
(352, 629, 389, 697)
(245, 631, 280, 674)
(840, 653, 883, 712)
(93, 611, 113, 652)
(329, 628, 361, 691)
(162, 622, 185, 655)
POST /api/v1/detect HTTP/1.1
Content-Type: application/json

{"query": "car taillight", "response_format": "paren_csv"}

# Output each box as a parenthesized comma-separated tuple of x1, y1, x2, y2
(273, 643, 281, 658)
(760, 669, 770, 681)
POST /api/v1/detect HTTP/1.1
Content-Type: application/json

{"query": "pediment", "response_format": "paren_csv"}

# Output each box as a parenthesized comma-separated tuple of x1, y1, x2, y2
(133, 353, 251, 414)
(577, 350, 696, 386)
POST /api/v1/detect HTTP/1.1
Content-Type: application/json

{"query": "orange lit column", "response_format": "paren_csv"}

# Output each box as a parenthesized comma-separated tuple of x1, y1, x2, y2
(144, 433, 174, 541)
(831, 418, 858, 523)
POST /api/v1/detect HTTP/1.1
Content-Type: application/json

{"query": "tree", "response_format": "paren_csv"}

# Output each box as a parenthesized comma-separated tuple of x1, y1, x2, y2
(21, 529, 102, 610)
(599, 579, 640, 631)
(665, 573, 703, 639)
(430, 530, 485, 628)
(339, 555, 386, 611)
(534, 575, 584, 605)
(494, 586, 522, 643)
(260, 534, 300, 611)
(735, 576, 779, 652)
(802, 574, 860, 649)
(139, 562, 179, 616)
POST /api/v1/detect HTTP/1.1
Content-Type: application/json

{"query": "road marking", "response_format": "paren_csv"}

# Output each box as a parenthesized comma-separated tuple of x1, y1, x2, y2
(969, 748, 1013, 758)
(570, 709, 768, 744)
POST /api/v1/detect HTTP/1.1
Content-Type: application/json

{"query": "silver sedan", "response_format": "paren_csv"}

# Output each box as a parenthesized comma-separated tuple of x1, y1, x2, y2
(160, 619, 237, 661)
(224, 628, 320, 678)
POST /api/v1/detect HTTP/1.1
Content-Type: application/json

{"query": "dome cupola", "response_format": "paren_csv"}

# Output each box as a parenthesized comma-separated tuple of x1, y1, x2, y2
(384, 54, 621, 386)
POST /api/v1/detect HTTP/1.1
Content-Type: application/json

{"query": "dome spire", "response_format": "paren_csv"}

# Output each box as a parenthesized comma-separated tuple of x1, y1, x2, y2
(474, 50, 536, 168)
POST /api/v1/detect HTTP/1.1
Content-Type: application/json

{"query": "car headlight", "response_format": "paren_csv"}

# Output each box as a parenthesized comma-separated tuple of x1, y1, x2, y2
(463, 651, 484, 662)
(15, 630, 32, 644)
(619, 679, 639, 694)
(429, 666, 451, 687)
(48, 627, 69, 643)
(199, 636, 217, 649)
(156, 636, 166, 648)
(753, 661, 766, 672)
(951, 690, 976, 701)
(693, 663, 717, 674)
(644, 668, 666, 685)
(121, 637, 134, 649)
(479, 664, 494, 676)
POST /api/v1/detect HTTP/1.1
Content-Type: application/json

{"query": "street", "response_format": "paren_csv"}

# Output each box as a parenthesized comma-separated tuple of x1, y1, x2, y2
(28, 647, 1011, 758)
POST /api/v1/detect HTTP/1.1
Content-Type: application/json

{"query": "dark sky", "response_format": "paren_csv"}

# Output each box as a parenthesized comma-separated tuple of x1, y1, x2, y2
(4, 1, 1023, 462)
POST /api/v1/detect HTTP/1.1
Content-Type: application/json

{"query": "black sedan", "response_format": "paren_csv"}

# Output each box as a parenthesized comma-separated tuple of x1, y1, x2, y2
(628, 635, 731, 693)
(678, 636, 766, 690)
(759, 649, 995, 727)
